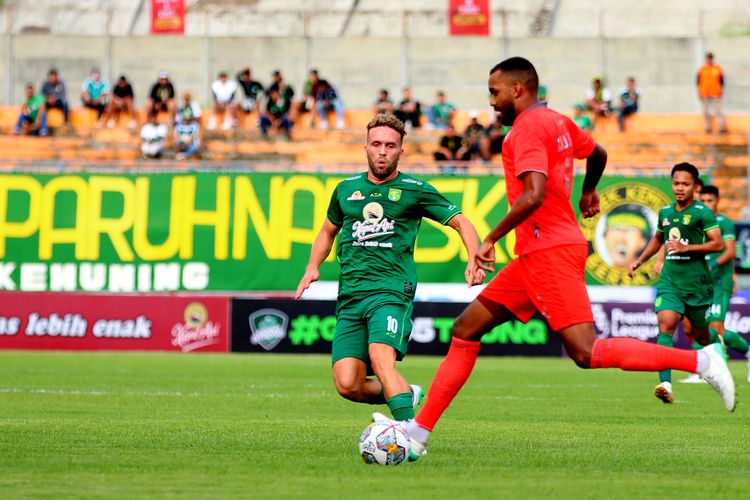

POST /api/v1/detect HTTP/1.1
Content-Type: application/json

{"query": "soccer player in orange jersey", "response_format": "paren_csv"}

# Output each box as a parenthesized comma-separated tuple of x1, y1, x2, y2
(374, 57, 736, 461)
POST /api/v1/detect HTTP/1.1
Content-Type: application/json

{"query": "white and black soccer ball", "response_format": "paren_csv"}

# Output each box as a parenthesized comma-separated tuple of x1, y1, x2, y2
(358, 420, 411, 466)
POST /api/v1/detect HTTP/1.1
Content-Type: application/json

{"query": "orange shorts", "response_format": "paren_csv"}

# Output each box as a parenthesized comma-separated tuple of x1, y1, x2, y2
(478, 244, 593, 331)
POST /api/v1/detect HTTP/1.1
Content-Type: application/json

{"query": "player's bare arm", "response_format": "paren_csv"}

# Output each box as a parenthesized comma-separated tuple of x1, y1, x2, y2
(295, 219, 341, 299)
(579, 143, 607, 218)
(629, 231, 665, 277)
(445, 213, 485, 286)
(713, 236, 735, 266)
(664, 227, 723, 255)
(476, 171, 545, 273)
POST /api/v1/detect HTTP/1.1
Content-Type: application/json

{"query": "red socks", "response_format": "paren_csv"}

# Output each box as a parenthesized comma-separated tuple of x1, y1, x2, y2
(415, 337, 480, 431)
(590, 337, 698, 372)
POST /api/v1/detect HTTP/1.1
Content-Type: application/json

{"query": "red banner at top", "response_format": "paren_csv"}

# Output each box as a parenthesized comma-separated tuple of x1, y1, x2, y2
(151, 0, 185, 35)
(449, 0, 490, 36)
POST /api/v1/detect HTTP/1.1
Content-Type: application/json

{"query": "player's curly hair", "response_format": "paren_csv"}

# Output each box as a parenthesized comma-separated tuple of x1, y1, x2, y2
(366, 114, 406, 139)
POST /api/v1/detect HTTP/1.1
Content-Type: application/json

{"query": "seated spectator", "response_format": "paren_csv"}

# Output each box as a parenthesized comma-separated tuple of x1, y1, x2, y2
(463, 111, 485, 160)
(175, 107, 201, 160)
(617, 76, 640, 132)
(237, 67, 264, 114)
(480, 120, 510, 161)
(315, 80, 345, 129)
(140, 111, 167, 159)
(40, 68, 68, 125)
(427, 91, 455, 130)
(14, 84, 48, 136)
(434, 124, 470, 162)
(209, 71, 238, 130)
(260, 87, 292, 140)
(394, 86, 422, 129)
(102, 75, 137, 130)
(146, 71, 176, 122)
(373, 89, 394, 115)
(81, 68, 109, 122)
(572, 103, 593, 131)
(584, 76, 612, 127)
(267, 70, 295, 120)
(300, 69, 323, 123)
(177, 91, 202, 124)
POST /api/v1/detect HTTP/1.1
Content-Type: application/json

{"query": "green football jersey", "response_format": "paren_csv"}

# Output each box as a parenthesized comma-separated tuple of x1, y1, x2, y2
(657, 200, 718, 295)
(326, 172, 461, 298)
(706, 213, 736, 291)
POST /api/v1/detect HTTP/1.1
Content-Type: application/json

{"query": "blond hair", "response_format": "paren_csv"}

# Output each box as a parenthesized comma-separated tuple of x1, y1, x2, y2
(366, 114, 407, 140)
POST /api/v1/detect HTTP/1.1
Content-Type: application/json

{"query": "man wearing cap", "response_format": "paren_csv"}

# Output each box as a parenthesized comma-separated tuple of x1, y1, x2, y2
(146, 71, 176, 122)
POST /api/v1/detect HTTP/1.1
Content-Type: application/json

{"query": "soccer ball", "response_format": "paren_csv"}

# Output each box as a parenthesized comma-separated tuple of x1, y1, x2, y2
(358, 420, 411, 465)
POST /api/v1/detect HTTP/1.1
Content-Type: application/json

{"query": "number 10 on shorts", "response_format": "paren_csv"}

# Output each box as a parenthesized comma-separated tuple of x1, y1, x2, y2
(386, 316, 399, 337)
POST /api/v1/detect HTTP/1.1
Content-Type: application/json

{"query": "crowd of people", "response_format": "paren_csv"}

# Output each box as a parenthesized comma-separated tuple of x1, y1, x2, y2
(11, 52, 729, 159)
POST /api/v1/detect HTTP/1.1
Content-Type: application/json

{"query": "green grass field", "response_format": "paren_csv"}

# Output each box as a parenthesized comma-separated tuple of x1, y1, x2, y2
(1, 351, 749, 499)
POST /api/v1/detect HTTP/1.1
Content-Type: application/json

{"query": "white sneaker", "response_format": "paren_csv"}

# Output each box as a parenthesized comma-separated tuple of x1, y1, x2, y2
(678, 373, 707, 384)
(371, 412, 426, 462)
(654, 381, 673, 404)
(336, 118, 345, 129)
(699, 343, 736, 412)
(410, 384, 425, 409)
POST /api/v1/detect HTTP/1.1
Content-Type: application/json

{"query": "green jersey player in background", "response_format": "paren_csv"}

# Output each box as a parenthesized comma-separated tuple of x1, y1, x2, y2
(295, 114, 483, 423)
(629, 162, 724, 404)
(680, 184, 750, 383)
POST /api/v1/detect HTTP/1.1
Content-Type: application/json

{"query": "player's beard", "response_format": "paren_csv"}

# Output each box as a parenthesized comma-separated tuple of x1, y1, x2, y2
(497, 101, 517, 126)
(367, 154, 399, 180)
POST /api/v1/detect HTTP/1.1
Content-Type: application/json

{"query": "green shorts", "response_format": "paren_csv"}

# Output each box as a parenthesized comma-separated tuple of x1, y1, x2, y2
(655, 288, 711, 330)
(331, 292, 413, 366)
(710, 287, 733, 323)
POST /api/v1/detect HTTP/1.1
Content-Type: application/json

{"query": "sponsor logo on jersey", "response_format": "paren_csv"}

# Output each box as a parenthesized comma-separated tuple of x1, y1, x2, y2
(580, 182, 670, 286)
(351, 202, 395, 242)
(682, 214, 692, 225)
(662, 218, 670, 226)
(369, 192, 382, 198)
(388, 188, 401, 202)
(347, 190, 365, 201)
(249, 308, 289, 351)
(402, 178, 423, 186)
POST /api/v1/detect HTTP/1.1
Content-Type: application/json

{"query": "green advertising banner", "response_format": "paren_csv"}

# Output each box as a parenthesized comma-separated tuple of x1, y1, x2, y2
(0, 171, 672, 292)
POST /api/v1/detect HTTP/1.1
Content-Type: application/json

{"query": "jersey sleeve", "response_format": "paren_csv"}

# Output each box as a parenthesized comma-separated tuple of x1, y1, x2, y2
(720, 217, 736, 240)
(326, 185, 343, 227)
(511, 123, 549, 178)
(564, 115, 596, 159)
(656, 207, 667, 234)
(702, 208, 718, 233)
(418, 182, 461, 224)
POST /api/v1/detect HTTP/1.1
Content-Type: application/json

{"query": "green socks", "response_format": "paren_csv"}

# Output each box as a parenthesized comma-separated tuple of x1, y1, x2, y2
(387, 392, 414, 421)
(657, 332, 673, 383)
(723, 329, 750, 355)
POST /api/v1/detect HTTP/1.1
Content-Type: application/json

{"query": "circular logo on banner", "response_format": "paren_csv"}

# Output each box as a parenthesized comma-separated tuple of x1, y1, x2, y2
(184, 302, 209, 328)
(580, 182, 670, 286)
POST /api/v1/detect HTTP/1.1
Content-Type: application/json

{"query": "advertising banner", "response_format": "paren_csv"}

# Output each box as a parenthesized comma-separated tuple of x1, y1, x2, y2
(0, 171, 672, 292)
(151, 0, 185, 35)
(0, 292, 229, 352)
(231, 299, 562, 357)
(449, 0, 490, 36)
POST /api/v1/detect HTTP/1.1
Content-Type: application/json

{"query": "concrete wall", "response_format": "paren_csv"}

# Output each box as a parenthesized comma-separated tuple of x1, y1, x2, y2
(3, 34, 750, 114)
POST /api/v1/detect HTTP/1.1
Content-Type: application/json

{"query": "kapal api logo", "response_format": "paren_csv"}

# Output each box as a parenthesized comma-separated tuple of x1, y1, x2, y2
(351, 202, 395, 242)
(249, 308, 289, 351)
(171, 302, 221, 352)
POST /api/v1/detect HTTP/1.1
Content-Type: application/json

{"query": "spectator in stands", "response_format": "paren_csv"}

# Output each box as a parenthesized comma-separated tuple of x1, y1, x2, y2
(538, 84, 548, 101)
(573, 103, 593, 131)
(617, 77, 640, 132)
(209, 71, 239, 130)
(146, 71, 176, 122)
(434, 124, 470, 162)
(697, 52, 727, 134)
(394, 86, 422, 129)
(480, 121, 510, 161)
(463, 110, 485, 160)
(427, 91, 456, 130)
(584, 76, 612, 127)
(175, 107, 201, 160)
(260, 87, 292, 140)
(237, 67, 264, 114)
(81, 68, 109, 123)
(373, 89, 394, 115)
(300, 69, 324, 124)
(315, 79, 345, 129)
(102, 75, 137, 130)
(14, 83, 48, 136)
(177, 91, 202, 124)
(267, 70, 295, 118)
(140, 110, 167, 159)
(40, 68, 68, 125)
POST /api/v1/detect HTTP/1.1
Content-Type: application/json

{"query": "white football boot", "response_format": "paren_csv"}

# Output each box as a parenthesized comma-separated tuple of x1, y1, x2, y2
(654, 381, 674, 404)
(698, 343, 736, 411)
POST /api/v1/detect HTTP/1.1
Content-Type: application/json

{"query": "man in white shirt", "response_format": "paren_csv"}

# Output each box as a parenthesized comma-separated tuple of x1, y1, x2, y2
(210, 71, 238, 130)
(140, 111, 168, 159)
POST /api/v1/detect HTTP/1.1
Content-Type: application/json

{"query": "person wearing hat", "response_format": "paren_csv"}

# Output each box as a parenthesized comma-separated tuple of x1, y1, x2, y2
(572, 102, 593, 131)
(102, 74, 137, 130)
(146, 70, 176, 122)
(462, 110, 485, 160)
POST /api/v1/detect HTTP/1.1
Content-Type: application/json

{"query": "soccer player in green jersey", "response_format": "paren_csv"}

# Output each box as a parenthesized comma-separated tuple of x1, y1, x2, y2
(295, 114, 483, 422)
(680, 185, 750, 383)
(629, 163, 724, 403)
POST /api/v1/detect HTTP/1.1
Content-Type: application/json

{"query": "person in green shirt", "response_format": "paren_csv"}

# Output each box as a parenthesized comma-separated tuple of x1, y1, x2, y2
(572, 103, 593, 131)
(296, 114, 483, 425)
(427, 91, 456, 130)
(629, 163, 724, 404)
(14, 84, 48, 136)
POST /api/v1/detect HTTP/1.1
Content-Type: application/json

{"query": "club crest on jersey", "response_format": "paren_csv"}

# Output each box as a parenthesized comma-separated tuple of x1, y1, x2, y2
(388, 188, 402, 202)
(347, 190, 365, 201)
(682, 214, 692, 225)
